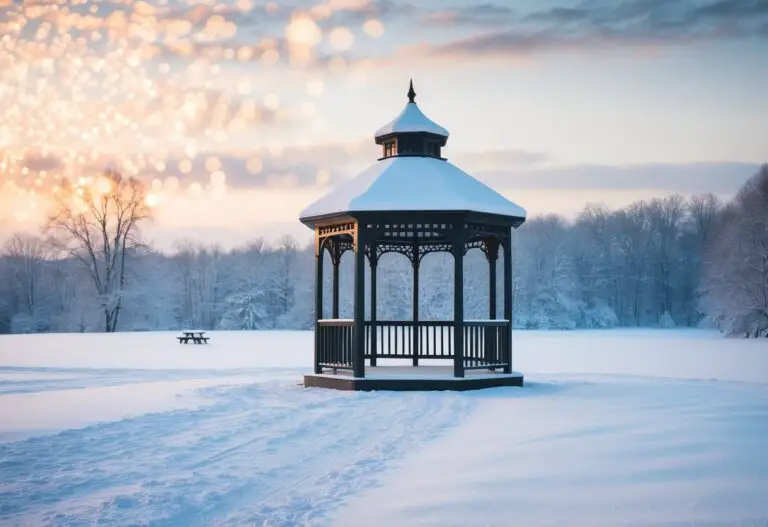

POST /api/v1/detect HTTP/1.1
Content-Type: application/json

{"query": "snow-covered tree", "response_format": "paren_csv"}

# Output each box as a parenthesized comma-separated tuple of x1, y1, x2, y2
(1, 233, 49, 331)
(701, 165, 768, 337)
(172, 241, 225, 330)
(1, 176, 760, 335)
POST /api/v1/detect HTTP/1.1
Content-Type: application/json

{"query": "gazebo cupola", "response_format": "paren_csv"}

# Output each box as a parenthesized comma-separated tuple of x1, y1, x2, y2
(300, 81, 527, 391)
(375, 80, 449, 160)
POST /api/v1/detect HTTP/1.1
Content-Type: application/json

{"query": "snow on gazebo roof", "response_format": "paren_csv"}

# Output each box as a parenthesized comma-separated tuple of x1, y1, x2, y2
(299, 81, 526, 224)
(374, 80, 449, 139)
(299, 156, 527, 222)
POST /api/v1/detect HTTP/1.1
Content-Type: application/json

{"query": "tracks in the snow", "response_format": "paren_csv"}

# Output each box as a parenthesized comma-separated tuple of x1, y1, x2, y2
(0, 371, 474, 526)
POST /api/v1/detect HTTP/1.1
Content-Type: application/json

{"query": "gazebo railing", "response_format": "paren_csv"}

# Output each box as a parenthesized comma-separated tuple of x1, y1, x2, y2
(364, 320, 509, 369)
(317, 319, 355, 371)
(463, 320, 509, 370)
(364, 321, 454, 359)
(317, 319, 510, 374)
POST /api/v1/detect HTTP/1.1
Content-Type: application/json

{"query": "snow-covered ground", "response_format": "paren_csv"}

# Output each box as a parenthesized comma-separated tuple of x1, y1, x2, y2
(0, 329, 766, 526)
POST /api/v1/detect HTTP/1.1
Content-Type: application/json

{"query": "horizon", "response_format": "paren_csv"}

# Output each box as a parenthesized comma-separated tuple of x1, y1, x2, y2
(1, 0, 766, 251)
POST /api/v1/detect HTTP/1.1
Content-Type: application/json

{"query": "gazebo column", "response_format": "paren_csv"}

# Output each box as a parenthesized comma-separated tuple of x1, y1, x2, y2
(369, 245, 378, 367)
(314, 236, 324, 374)
(503, 237, 513, 374)
(487, 238, 499, 366)
(412, 239, 420, 367)
(453, 230, 466, 378)
(331, 240, 340, 319)
(488, 239, 498, 319)
(353, 224, 367, 378)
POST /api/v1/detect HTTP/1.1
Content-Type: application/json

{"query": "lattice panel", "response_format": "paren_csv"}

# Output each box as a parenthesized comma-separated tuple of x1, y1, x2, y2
(327, 238, 355, 265)
(418, 242, 454, 262)
(464, 238, 488, 255)
(365, 222, 455, 242)
(465, 222, 510, 240)
(318, 222, 355, 238)
(463, 237, 501, 260)
(372, 241, 415, 263)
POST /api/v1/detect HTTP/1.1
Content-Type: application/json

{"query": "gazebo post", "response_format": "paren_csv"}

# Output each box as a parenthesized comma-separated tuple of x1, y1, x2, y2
(353, 224, 366, 378)
(503, 237, 513, 374)
(487, 238, 499, 365)
(314, 234, 324, 374)
(453, 229, 465, 378)
(488, 239, 498, 320)
(412, 238, 419, 367)
(370, 244, 378, 367)
(331, 240, 340, 319)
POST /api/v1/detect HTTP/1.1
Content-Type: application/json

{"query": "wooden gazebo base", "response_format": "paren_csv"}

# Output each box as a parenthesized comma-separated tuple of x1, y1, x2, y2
(304, 366, 524, 392)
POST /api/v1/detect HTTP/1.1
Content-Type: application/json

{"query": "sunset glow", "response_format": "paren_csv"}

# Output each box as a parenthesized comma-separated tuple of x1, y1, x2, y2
(0, 0, 383, 228)
(0, 0, 765, 249)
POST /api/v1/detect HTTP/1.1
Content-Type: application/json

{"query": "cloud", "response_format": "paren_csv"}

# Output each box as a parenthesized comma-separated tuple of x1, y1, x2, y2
(145, 139, 377, 191)
(450, 149, 550, 171)
(21, 152, 62, 172)
(392, 0, 768, 61)
(476, 162, 760, 195)
(419, 4, 515, 27)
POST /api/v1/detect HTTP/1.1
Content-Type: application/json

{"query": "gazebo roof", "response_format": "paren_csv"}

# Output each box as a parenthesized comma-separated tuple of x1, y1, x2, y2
(299, 156, 527, 223)
(374, 80, 449, 139)
(374, 102, 449, 139)
(299, 81, 526, 226)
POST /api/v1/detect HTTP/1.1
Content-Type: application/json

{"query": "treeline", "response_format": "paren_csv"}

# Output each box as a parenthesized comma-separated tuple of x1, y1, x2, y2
(1, 165, 766, 336)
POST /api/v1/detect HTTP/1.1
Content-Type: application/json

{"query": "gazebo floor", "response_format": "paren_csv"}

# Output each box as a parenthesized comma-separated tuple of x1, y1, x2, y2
(304, 366, 524, 392)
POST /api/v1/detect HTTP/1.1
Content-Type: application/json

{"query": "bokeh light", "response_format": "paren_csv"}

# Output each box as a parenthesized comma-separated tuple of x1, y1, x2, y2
(363, 19, 385, 38)
(0, 0, 380, 222)
(306, 79, 325, 97)
(329, 26, 355, 51)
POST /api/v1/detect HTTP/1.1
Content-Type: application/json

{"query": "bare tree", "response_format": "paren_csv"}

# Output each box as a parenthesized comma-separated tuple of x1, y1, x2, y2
(648, 195, 684, 322)
(689, 193, 722, 248)
(173, 240, 223, 329)
(2, 233, 48, 320)
(702, 165, 768, 337)
(44, 169, 151, 332)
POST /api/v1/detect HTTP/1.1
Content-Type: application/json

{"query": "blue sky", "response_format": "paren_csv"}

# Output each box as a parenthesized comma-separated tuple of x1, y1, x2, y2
(0, 0, 765, 248)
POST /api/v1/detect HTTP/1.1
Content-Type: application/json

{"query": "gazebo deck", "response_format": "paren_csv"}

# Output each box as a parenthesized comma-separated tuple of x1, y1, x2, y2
(304, 365, 524, 392)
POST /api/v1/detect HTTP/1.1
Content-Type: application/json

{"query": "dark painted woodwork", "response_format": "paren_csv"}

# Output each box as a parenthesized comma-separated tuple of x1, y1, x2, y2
(314, 242, 324, 374)
(353, 225, 366, 378)
(487, 239, 499, 365)
(302, 210, 523, 233)
(317, 320, 354, 371)
(331, 239, 340, 319)
(311, 213, 522, 380)
(453, 230, 465, 378)
(412, 237, 419, 367)
(369, 244, 378, 367)
(376, 132, 446, 160)
(487, 238, 499, 319)
(360, 320, 508, 369)
(503, 237, 513, 374)
(364, 321, 454, 358)
(304, 371, 524, 392)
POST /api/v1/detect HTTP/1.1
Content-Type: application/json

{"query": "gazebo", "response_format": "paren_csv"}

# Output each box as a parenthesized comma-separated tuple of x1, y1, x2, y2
(300, 81, 527, 391)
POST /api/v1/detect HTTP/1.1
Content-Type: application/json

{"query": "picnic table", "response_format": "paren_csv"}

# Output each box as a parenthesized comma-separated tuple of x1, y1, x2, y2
(177, 330, 209, 344)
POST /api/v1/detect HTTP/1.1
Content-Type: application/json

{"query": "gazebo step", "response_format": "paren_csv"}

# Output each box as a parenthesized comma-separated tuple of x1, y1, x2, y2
(304, 366, 523, 392)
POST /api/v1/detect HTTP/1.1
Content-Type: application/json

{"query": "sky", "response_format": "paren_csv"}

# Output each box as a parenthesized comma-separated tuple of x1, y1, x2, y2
(0, 0, 766, 250)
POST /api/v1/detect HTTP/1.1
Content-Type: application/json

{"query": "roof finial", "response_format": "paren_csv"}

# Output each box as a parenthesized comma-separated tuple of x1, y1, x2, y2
(407, 79, 416, 103)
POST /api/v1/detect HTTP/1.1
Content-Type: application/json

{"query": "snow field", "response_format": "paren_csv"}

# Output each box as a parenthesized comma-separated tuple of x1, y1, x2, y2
(0, 329, 766, 526)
